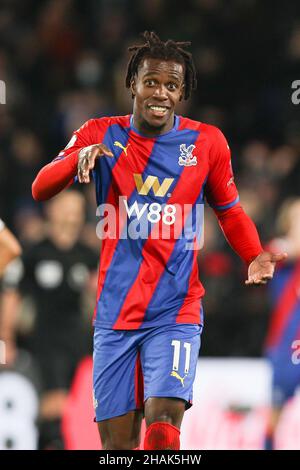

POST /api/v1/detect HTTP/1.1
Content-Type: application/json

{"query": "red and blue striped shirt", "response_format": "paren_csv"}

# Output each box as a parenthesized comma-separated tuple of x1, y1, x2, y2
(53, 114, 239, 329)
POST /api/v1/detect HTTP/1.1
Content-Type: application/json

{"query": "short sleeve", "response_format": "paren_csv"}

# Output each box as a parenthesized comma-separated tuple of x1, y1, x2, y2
(205, 128, 239, 211)
(0, 218, 5, 232)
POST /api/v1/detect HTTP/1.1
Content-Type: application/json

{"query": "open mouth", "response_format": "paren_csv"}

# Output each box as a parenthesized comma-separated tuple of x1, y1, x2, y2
(147, 105, 169, 117)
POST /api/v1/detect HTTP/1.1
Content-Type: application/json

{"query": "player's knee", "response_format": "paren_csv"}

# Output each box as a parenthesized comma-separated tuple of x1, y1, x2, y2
(101, 435, 140, 450)
(145, 398, 185, 429)
(146, 412, 175, 427)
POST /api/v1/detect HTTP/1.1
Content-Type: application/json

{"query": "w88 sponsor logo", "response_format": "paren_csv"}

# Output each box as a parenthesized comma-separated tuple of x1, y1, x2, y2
(96, 196, 204, 249)
(124, 199, 176, 225)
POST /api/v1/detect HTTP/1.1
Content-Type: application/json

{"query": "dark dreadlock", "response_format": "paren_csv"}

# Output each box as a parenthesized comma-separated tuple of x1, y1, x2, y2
(126, 31, 197, 100)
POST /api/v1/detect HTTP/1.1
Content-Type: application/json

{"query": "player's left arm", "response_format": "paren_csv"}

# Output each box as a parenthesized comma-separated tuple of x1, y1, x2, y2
(205, 127, 287, 285)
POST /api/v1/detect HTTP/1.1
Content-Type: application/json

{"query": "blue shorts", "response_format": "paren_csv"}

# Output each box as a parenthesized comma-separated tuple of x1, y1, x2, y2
(93, 323, 202, 422)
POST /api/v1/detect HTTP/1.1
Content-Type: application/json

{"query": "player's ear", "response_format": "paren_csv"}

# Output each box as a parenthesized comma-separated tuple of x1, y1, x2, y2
(130, 79, 136, 99)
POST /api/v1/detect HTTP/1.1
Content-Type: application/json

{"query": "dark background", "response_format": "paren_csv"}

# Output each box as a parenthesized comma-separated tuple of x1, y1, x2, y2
(1, 0, 300, 356)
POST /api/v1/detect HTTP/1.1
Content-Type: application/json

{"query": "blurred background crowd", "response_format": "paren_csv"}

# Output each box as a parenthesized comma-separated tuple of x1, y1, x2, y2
(0, 0, 300, 449)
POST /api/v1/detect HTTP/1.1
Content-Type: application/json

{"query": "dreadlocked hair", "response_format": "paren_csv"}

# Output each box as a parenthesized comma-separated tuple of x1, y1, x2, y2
(125, 31, 197, 100)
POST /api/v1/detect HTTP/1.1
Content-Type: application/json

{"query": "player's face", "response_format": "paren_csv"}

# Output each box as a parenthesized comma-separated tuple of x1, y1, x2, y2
(131, 58, 185, 136)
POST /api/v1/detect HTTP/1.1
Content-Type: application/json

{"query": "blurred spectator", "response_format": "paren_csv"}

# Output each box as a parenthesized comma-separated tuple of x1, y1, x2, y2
(264, 199, 300, 449)
(0, 190, 98, 449)
(4, 130, 44, 221)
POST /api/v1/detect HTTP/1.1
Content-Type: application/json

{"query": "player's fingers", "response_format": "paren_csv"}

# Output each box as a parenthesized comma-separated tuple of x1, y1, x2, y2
(82, 169, 90, 183)
(78, 166, 84, 183)
(245, 279, 267, 286)
(78, 143, 113, 183)
(246, 273, 269, 284)
(261, 274, 273, 280)
(78, 165, 86, 183)
(78, 169, 89, 183)
(88, 148, 99, 170)
(271, 252, 288, 262)
(79, 153, 89, 170)
(254, 279, 267, 285)
(98, 144, 113, 157)
(79, 161, 90, 183)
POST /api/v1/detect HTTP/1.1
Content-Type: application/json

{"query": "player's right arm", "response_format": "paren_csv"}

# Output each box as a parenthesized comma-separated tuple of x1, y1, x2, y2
(32, 119, 113, 201)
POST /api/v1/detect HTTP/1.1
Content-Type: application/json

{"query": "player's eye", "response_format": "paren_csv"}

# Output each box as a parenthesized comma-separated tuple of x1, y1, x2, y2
(167, 82, 178, 91)
(145, 79, 156, 86)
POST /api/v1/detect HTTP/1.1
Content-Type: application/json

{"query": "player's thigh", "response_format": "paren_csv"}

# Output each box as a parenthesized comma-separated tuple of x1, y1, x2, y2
(98, 410, 143, 450)
(141, 323, 202, 421)
(93, 328, 143, 424)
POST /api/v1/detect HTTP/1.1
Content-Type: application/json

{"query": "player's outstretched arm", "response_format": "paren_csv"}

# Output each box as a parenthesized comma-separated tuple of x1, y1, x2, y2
(32, 151, 79, 201)
(32, 118, 113, 201)
(205, 126, 287, 285)
(32, 143, 113, 201)
(215, 204, 287, 286)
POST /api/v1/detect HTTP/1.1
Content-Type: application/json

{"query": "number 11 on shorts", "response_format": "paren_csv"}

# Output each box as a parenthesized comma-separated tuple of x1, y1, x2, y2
(171, 340, 191, 374)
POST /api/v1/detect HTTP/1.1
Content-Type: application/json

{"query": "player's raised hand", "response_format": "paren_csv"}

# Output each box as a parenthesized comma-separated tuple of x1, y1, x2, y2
(245, 251, 288, 286)
(78, 144, 113, 183)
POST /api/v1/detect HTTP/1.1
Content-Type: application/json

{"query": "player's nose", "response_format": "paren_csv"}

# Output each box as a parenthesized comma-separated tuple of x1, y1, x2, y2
(152, 85, 168, 100)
